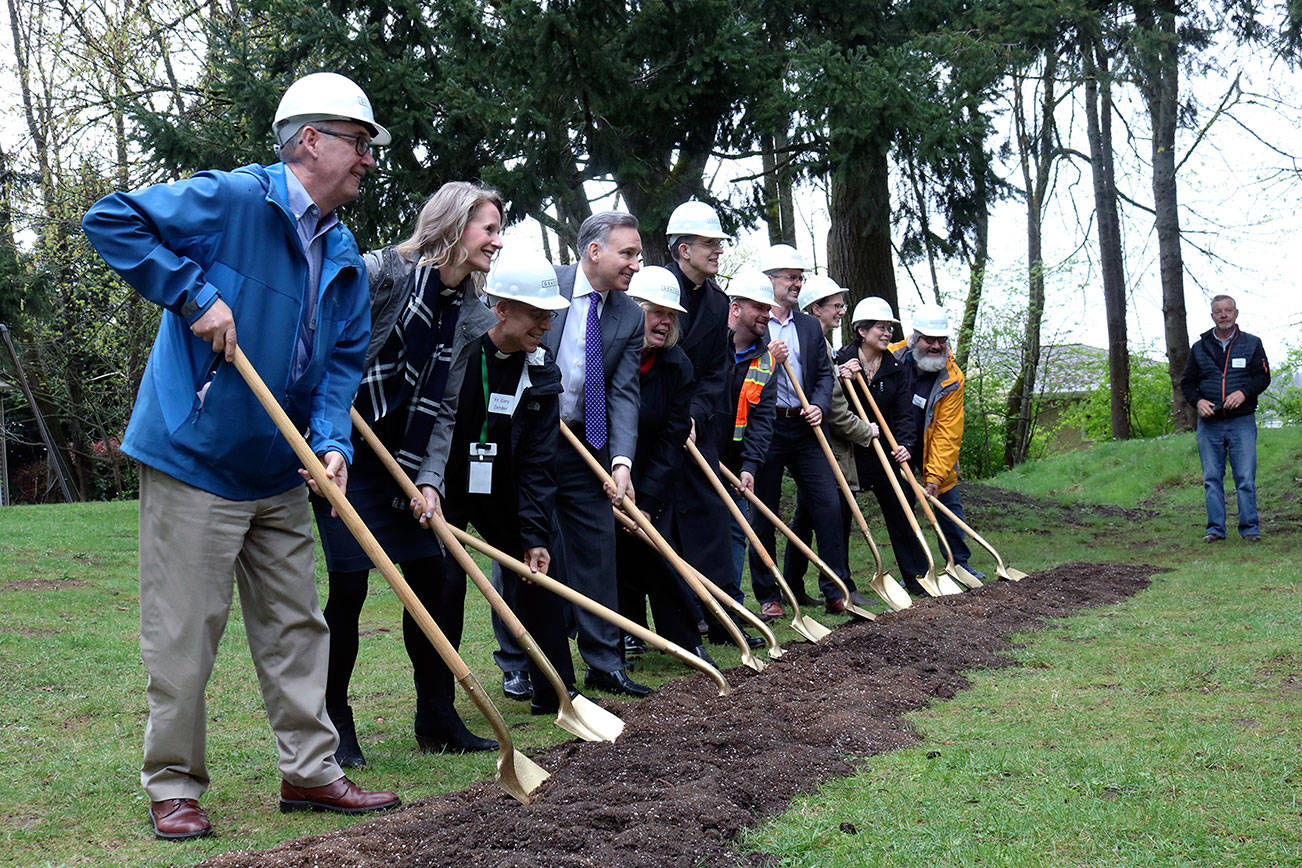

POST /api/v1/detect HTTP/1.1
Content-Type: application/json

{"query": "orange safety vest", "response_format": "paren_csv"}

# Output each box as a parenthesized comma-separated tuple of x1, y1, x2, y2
(734, 350, 775, 441)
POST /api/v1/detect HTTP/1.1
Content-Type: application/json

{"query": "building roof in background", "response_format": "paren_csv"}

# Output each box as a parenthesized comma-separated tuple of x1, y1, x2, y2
(1036, 344, 1164, 398)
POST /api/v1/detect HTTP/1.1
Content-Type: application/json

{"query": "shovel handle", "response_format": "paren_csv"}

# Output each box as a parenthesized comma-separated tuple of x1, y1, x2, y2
(231, 348, 468, 677)
(557, 422, 744, 643)
(713, 459, 847, 597)
(851, 373, 955, 561)
(347, 409, 577, 707)
(780, 360, 883, 566)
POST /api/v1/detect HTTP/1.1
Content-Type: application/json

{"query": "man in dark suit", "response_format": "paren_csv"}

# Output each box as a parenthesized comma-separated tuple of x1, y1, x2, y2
(500, 211, 650, 697)
(750, 245, 850, 618)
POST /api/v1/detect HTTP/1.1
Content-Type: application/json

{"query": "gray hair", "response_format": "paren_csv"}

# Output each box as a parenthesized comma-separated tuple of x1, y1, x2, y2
(668, 234, 694, 261)
(577, 211, 639, 257)
(637, 302, 681, 349)
(1210, 294, 1236, 310)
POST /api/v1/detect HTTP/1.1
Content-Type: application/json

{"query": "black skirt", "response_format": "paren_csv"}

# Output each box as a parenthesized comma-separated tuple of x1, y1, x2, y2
(310, 443, 442, 573)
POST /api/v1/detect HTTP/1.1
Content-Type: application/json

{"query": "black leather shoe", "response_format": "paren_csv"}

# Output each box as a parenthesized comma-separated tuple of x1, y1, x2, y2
(327, 705, 367, 769)
(585, 667, 653, 697)
(622, 634, 647, 657)
(794, 589, 823, 606)
(692, 645, 717, 667)
(502, 670, 533, 701)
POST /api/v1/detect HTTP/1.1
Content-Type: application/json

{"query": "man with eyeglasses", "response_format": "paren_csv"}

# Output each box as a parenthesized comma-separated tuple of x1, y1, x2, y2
(747, 245, 849, 617)
(82, 72, 398, 840)
(889, 303, 982, 578)
(781, 274, 879, 611)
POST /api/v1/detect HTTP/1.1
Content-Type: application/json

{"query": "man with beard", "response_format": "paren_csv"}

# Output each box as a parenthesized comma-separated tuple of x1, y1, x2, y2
(720, 272, 779, 583)
(889, 303, 981, 579)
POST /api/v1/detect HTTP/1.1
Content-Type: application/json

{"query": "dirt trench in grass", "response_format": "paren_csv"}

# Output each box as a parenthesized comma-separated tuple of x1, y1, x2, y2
(200, 562, 1153, 868)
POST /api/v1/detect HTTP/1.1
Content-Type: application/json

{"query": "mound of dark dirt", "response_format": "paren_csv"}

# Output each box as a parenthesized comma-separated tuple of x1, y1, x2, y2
(200, 562, 1153, 868)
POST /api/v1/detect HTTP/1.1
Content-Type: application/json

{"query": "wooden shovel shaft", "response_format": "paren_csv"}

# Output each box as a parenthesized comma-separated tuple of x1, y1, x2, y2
(348, 409, 578, 711)
(683, 439, 807, 615)
(448, 523, 731, 694)
(713, 460, 843, 596)
(851, 372, 962, 568)
(232, 349, 468, 677)
(556, 422, 750, 652)
(840, 376, 938, 574)
(779, 360, 884, 566)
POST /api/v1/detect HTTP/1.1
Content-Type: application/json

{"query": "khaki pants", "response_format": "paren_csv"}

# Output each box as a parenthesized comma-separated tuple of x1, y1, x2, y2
(138, 465, 341, 800)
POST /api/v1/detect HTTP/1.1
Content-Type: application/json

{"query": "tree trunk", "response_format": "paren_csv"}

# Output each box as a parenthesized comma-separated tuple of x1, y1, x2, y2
(956, 143, 987, 372)
(1083, 41, 1131, 440)
(828, 144, 898, 319)
(1139, 1, 1195, 431)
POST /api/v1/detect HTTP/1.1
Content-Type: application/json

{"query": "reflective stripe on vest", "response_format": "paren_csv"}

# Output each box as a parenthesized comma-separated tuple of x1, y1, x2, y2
(734, 350, 775, 441)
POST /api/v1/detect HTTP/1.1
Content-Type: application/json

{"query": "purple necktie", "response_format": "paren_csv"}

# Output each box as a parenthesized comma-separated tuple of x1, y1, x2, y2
(583, 291, 607, 449)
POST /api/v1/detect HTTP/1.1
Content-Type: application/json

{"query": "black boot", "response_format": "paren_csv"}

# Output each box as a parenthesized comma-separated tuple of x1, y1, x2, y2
(692, 645, 717, 668)
(328, 705, 367, 769)
(414, 702, 498, 754)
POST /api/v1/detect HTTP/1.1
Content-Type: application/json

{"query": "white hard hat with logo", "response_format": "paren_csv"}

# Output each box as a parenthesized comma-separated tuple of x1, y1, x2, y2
(911, 303, 950, 337)
(666, 200, 728, 239)
(726, 270, 776, 307)
(627, 266, 686, 312)
(759, 244, 805, 274)
(798, 274, 843, 310)
(849, 296, 900, 327)
(485, 251, 569, 310)
(274, 72, 391, 147)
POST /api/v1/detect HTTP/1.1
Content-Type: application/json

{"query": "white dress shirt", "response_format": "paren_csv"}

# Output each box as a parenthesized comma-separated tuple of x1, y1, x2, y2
(556, 264, 630, 469)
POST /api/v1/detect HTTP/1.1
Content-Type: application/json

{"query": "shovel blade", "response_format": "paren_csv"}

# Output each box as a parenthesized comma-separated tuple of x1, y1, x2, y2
(845, 603, 877, 621)
(936, 572, 965, 595)
(916, 573, 944, 597)
(949, 563, 984, 589)
(790, 615, 834, 642)
(564, 695, 624, 742)
(870, 571, 913, 611)
(741, 649, 766, 672)
(496, 748, 550, 805)
(999, 564, 1029, 581)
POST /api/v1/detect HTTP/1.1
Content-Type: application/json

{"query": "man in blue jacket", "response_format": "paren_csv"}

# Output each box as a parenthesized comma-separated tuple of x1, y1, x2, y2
(1179, 295, 1271, 543)
(82, 72, 398, 841)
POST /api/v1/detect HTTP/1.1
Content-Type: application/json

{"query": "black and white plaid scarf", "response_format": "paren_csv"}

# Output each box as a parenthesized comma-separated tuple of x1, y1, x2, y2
(355, 265, 464, 474)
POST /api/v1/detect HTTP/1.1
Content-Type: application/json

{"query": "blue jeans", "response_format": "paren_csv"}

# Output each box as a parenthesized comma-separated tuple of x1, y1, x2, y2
(1196, 414, 1259, 537)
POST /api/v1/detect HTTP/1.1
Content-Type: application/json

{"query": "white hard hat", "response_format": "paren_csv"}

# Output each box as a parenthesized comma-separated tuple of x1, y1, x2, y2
(849, 296, 900, 327)
(627, 266, 686, 312)
(274, 72, 391, 147)
(666, 200, 728, 239)
(726, 270, 776, 307)
(485, 251, 569, 310)
(759, 244, 805, 274)
(798, 274, 843, 310)
(911, 303, 950, 337)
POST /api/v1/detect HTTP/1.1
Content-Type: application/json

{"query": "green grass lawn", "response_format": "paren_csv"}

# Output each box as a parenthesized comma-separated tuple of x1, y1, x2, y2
(1, 426, 1299, 866)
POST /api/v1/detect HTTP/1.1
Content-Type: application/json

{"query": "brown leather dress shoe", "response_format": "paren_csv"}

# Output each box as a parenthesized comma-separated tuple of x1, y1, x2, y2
(824, 596, 847, 615)
(279, 776, 400, 814)
(149, 798, 212, 841)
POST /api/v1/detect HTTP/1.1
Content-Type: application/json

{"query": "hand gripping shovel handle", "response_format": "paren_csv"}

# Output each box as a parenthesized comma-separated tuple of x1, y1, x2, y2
(447, 522, 731, 694)
(557, 422, 763, 665)
(779, 360, 912, 611)
(610, 507, 785, 658)
(229, 348, 547, 804)
(682, 439, 831, 643)
(348, 409, 620, 743)
(713, 461, 873, 622)
(840, 376, 955, 597)
(853, 373, 982, 590)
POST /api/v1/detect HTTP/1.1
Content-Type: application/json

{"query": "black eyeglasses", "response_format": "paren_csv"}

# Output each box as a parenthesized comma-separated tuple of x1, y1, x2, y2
(315, 128, 373, 157)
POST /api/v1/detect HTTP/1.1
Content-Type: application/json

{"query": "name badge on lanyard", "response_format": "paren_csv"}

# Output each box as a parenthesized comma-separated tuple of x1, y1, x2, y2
(468, 442, 497, 494)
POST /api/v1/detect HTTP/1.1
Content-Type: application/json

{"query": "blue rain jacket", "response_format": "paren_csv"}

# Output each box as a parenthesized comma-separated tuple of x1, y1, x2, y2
(82, 162, 370, 500)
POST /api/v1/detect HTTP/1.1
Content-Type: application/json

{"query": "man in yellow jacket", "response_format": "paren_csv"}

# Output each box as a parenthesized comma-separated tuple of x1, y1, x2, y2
(890, 304, 983, 579)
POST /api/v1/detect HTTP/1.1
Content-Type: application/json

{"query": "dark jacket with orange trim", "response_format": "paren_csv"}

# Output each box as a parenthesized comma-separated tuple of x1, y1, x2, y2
(1180, 327, 1270, 419)
(720, 331, 777, 479)
(890, 339, 964, 494)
